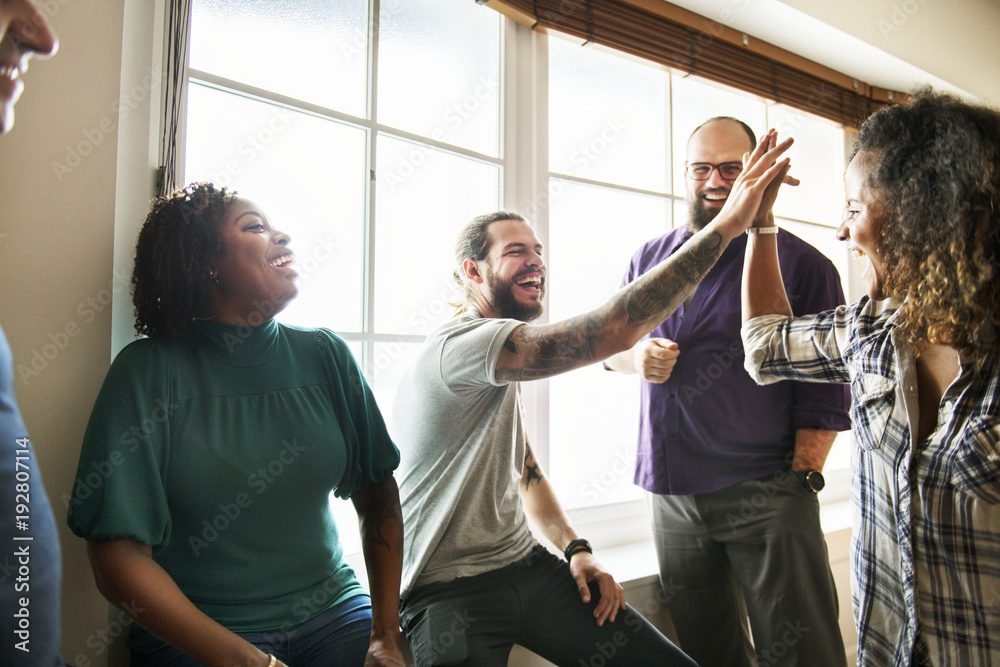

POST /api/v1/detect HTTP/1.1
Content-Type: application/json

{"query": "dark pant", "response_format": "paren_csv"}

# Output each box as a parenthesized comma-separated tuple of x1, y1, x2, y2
(400, 545, 696, 667)
(131, 594, 373, 667)
(649, 471, 847, 667)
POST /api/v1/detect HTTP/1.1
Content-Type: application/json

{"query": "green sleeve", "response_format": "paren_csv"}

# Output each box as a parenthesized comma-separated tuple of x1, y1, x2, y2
(316, 329, 400, 499)
(66, 340, 175, 547)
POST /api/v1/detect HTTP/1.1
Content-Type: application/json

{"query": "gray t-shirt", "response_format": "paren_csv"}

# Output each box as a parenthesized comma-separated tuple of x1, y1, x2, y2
(393, 311, 538, 597)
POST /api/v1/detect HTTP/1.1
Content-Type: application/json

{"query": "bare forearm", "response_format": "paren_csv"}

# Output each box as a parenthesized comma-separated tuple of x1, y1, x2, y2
(519, 442, 577, 550)
(87, 540, 268, 667)
(352, 477, 404, 645)
(604, 349, 637, 374)
(792, 428, 838, 471)
(742, 231, 792, 323)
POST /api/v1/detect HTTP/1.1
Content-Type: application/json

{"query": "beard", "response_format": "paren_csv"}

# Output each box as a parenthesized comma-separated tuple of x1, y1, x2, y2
(686, 188, 729, 232)
(486, 269, 545, 322)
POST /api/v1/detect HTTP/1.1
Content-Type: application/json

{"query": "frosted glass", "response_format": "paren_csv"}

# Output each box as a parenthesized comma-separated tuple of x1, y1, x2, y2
(373, 135, 499, 335)
(377, 0, 500, 156)
(767, 104, 846, 226)
(671, 73, 767, 195)
(190, 0, 368, 117)
(185, 83, 367, 333)
(549, 37, 669, 193)
(547, 179, 670, 509)
(370, 341, 421, 430)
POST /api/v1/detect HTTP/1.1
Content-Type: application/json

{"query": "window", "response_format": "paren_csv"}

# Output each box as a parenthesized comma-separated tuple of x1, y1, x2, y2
(544, 39, 855, 521)
(183, 0, 503, 554)
(177, 3, 856, 555)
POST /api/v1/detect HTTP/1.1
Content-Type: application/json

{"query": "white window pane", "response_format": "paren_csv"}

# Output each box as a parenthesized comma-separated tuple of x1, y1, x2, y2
(374, 136, 499, 335)
(190, 0, 369, 117)
(671, 74, 767, 195)
(549, 37, 669, 193)
(185, 83, 367, 332)
(370, 341, 421, 433)
(377, 0, 501, 156)
(767, 104, 846, 226)
(547, 179, 670, 509)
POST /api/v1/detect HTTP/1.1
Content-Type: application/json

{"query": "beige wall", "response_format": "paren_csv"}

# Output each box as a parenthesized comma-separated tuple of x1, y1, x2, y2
(0, 0, 994, 664)
(0, 0, 159, 663)
(783, 0, 1000, 104)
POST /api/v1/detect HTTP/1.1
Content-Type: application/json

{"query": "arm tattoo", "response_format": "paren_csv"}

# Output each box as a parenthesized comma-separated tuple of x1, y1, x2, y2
(523, 443, 544, 490)
(495, 231, 723, 381)
(625, 231, 723, 324)
(359, 481, 404, 557)
(495, 314, 601, 383)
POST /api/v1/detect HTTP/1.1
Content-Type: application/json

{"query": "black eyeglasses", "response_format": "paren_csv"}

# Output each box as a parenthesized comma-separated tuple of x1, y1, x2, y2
(685, 161, 744, 181)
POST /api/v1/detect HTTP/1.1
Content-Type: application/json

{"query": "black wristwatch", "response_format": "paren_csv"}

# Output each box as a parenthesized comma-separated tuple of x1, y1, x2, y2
(792, 469, 825, 493)
(564, 538, 593, 562)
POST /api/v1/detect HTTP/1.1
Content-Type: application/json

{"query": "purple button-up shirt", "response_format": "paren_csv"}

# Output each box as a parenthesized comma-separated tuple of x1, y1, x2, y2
(621, 227, 851, 495)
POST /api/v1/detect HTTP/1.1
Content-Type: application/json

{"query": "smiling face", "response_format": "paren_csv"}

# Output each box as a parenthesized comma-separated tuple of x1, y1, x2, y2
(475, 218, 546, 321)
(838, 150, 889, 300)
(0, 0, 57, 135)
(685, 119, 753, 231)
(210, 198, 298, 324)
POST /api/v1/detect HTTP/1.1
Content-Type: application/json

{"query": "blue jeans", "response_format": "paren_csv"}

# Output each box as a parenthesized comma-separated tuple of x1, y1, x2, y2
(131, 594, 372, 667)
(400, 545, 696, 667)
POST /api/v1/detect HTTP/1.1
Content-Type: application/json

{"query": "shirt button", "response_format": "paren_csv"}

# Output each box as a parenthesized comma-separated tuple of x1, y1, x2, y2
(669, 393, 676, 400)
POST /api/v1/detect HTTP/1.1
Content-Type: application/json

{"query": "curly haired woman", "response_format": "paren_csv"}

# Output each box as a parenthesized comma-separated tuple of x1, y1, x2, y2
(67, 184, 405, 667)
(742, 90, 1000, 665)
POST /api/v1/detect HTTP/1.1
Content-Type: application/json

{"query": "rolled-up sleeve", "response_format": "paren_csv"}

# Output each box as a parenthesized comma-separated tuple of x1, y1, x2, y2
(742, 308, 854, 387)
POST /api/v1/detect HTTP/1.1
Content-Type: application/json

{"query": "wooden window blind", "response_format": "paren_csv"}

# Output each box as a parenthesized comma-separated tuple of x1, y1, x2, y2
(484, 0, 899, 128)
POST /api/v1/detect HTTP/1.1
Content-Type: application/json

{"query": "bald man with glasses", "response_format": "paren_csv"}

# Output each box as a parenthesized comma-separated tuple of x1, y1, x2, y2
(606, 117, 851, 666)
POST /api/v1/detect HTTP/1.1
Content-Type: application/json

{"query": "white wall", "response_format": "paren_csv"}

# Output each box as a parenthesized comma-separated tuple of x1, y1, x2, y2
(0, 0, 995, 664)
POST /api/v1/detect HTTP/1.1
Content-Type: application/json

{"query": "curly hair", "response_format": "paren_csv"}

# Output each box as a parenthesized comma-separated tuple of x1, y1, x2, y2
(132, 182, 235, 340)
(853, 88, 1000, 365)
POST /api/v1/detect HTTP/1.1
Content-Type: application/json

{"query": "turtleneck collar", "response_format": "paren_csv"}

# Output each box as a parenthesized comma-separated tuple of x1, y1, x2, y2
(196, 318, 282, 367)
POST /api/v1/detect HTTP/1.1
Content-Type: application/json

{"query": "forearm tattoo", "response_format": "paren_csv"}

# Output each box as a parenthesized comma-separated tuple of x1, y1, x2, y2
(359, 480, 404, 557)
(523, 443, 544, 490)
(625, 231, 723, 324)
(495, 230, 723, 382)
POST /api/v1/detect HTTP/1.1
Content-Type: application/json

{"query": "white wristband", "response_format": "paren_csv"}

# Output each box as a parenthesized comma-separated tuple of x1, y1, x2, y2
(747, 226, 779, 235)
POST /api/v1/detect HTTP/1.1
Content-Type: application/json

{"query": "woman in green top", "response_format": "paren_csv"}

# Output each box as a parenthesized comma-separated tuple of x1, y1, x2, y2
(67, 183, 405, 667)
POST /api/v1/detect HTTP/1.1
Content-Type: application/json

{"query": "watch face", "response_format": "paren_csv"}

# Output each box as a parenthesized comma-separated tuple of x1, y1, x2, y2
(806, 471, 825, 493)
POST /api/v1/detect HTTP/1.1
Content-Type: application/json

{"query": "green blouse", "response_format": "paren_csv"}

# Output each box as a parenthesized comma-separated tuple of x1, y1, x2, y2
(67, 319, 399, 653)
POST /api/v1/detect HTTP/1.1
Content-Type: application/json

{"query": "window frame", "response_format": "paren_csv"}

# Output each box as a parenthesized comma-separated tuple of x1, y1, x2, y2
(168, 6, 856, 552)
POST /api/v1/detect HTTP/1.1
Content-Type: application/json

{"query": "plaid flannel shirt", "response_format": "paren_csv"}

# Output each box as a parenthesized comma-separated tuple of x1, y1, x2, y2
(742, 297, 1000, 666)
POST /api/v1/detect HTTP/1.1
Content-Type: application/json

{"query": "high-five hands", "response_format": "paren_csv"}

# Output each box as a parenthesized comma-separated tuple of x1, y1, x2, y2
(713, 129, 796, 236)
